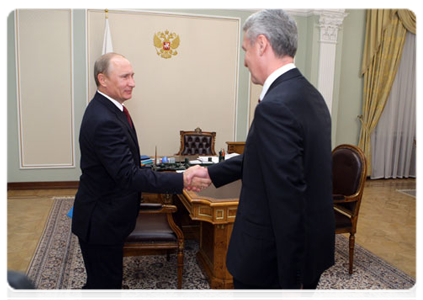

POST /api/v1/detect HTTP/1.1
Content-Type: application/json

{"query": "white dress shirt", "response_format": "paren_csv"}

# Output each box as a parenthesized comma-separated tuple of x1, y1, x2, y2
(259, 63, 296, 101)
(97, 90, 124, 112)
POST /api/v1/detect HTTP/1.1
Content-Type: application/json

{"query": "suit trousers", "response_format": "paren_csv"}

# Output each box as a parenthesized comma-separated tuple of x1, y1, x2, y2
(78, 238, 124, 289)
(233, 277, 320, 300)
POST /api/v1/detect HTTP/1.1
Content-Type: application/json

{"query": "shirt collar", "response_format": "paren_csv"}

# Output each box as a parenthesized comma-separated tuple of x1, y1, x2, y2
(97, 90, 124, 112)
(259, 63, 296, 101)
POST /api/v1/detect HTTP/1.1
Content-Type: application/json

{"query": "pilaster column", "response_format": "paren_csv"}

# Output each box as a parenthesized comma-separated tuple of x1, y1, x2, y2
(316, 10, 348, 114)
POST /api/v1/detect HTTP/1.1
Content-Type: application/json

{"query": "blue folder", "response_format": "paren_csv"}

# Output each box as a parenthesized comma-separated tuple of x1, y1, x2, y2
(67, 207, 73, 218)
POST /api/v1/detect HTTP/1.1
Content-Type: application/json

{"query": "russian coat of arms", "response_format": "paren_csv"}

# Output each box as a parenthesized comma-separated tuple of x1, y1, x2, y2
(153, 30, 180, 59)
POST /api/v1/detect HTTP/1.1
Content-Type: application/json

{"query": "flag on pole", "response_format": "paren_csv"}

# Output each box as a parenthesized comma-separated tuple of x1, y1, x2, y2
(102, 11, 113, 54)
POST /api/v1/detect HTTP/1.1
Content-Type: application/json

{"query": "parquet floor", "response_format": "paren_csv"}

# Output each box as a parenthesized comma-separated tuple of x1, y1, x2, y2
(7, 179, 416, 278)
(354, 178, 416, 278)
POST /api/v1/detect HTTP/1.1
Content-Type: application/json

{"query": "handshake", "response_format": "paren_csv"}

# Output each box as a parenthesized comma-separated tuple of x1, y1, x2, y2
(182, 165, 212, 192)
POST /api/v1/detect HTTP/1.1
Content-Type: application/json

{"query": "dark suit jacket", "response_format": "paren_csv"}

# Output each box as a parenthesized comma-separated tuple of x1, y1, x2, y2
(208, 68, 334, 288)
(72, 92, 183, 245)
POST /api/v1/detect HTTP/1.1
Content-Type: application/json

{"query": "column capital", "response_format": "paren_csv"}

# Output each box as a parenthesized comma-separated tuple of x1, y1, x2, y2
(316, 10, 348, 44)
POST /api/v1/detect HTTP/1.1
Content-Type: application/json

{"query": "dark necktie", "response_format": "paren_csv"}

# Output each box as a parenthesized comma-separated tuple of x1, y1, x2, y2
(123, 106, 133, 129)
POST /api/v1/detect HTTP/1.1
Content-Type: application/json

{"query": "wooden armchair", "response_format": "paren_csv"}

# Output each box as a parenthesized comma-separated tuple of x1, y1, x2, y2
(123, 202, 184, 288)
(176, 127, 216, 156)
(332, 144, 367, 274)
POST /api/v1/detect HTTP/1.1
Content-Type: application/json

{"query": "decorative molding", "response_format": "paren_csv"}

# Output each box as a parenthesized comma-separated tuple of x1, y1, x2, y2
(216, 209, 224, 220)
(317, 10, 348, 44)
(15, 9, 75, 169)
(220, 9, 347, 20)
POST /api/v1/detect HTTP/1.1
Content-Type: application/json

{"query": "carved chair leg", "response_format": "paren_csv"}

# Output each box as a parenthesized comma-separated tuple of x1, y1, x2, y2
(349, 233, 355, 274)
(177, 241, 184, 289)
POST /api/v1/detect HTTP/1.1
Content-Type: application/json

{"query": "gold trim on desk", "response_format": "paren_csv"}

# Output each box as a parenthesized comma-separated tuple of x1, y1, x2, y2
(178, 189, 238, 225)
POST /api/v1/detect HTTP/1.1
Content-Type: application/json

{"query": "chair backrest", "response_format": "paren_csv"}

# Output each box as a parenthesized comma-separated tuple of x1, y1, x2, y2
(177, 127, 216, 156)
(332, 144, 367, 216)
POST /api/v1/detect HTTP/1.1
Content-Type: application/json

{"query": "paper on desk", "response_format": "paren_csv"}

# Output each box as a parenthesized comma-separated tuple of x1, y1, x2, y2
(189, 160, 203, 164)
(189, 154, 239, 165)
(198, 156, 219, 163)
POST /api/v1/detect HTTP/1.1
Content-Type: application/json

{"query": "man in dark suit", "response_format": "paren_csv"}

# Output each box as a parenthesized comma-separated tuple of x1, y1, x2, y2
(72, 52, 209, 289)
(195, 10, 334, 289)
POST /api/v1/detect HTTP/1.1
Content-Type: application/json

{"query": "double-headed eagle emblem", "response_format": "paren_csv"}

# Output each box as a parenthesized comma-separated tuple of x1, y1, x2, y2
(153, 30, 180, 59)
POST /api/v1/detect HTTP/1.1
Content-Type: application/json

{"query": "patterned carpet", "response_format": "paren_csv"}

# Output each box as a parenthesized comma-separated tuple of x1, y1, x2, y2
(26, 198, 416, 290)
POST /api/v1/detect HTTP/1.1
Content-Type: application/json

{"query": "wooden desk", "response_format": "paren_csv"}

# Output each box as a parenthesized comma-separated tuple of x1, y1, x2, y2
(226, 141, 245, 154)
(177, 180, 241, 289)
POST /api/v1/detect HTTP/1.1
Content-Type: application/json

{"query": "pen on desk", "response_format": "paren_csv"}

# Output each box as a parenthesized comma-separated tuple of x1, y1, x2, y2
(154, 146, 157, 167)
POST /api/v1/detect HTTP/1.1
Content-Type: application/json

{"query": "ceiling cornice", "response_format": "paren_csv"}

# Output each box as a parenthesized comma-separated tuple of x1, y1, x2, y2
(225, 9, 348, 18)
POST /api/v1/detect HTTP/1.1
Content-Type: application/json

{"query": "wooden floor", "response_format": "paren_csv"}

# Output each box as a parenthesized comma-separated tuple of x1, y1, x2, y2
(7, 178, 416, 279)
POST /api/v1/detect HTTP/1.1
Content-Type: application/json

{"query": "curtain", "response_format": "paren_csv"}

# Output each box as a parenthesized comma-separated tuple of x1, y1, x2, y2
(397, 10, 416, 34)
(360, 10, 416, 76)
(358, 9, 415, 175)
(370, 32, 416, 179)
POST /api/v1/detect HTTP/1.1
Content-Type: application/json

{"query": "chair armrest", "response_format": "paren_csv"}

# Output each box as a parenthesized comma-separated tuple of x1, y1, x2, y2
(161, 205, 177, 213)
(139, 203, 177, 214)
(333, 194, 345, 202)
(140, 203, 162, 211)
(333, 194, 358, 204)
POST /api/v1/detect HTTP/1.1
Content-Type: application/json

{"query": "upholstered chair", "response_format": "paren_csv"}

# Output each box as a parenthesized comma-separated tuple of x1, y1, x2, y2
(176, 127, 216, 156)
(124, 201, 184, 288)
(332, 144, 367, 274)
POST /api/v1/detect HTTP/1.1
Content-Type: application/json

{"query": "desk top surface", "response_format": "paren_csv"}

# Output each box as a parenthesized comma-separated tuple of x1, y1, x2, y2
(183, 180, 241, 203)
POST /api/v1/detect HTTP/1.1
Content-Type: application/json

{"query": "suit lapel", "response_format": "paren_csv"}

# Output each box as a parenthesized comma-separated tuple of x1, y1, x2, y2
(95, 93, 140, 155)
(131, 123, 140, 155)
(116, 109, 138, 141)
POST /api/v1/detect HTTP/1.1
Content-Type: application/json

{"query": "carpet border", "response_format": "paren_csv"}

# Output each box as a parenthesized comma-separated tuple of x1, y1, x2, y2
(334, 235, 416, 288)
(26, 198, 75, 288)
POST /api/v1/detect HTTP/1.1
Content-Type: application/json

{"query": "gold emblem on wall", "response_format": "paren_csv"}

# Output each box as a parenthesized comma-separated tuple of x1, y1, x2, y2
(153, 30, 180, 59)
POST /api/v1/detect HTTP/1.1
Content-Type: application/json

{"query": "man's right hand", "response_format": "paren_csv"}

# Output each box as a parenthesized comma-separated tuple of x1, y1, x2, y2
(183, 165, 211, 192)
